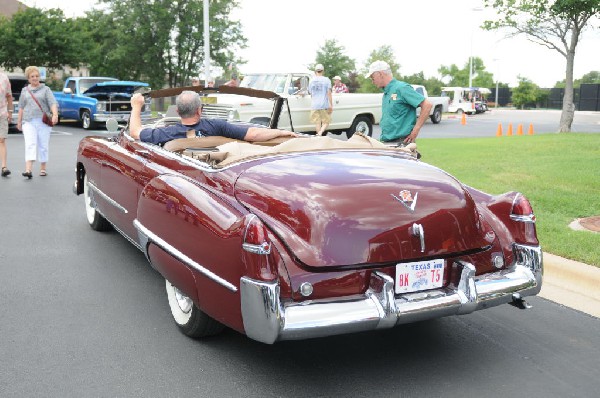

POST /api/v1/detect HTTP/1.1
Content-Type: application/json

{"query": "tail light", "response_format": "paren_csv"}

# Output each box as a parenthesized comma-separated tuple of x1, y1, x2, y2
(242, 214, 277, 281)
(510, 194, 536, 223)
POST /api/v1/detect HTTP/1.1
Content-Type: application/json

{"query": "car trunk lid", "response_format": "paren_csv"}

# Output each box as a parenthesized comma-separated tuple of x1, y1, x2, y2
(234, 151, 492, 268)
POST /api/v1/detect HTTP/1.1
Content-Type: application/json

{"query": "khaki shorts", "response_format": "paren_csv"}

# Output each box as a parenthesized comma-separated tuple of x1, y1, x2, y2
(0, 118, 8, 139)
(310, 109, 331, 124)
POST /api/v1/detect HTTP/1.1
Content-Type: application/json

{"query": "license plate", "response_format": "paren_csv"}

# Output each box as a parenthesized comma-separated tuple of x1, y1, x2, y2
(395, 259, 445, 294)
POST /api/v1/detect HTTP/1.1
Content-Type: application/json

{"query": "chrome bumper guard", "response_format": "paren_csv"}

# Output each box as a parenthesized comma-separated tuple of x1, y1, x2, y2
(241, 244, 542, 344)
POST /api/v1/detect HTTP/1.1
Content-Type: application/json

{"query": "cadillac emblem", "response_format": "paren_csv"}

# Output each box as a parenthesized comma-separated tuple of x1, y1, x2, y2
(391, 190, 418, 212)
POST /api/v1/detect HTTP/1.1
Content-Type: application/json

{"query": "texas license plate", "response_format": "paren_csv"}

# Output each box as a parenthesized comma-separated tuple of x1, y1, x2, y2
(395, 259, 445, 294)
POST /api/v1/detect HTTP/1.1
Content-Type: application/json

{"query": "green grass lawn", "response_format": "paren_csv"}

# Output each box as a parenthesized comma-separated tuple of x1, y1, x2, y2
(417, 133, 600, 267)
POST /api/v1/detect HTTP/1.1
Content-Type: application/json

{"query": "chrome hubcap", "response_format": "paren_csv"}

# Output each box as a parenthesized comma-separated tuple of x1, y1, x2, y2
(174, 287, 193, 314)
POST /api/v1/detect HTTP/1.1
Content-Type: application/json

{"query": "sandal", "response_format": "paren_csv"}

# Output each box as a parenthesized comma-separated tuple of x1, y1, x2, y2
(1, 167, 10, 177)
(40, 170, 47, 176)
(22, 171, 33, 179)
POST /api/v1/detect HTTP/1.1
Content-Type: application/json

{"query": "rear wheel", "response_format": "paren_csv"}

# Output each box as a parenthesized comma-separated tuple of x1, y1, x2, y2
(249, 117, 270, 127)
(430, 106, 442, 124)
(346, 116, 372, 139)
(83, 174, 112, 231)
(165, 279, 224, 338)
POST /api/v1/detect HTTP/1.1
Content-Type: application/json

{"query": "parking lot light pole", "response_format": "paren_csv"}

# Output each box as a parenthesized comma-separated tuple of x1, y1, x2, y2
(203, 0, 211, 87)
(469, 7, 484, 89)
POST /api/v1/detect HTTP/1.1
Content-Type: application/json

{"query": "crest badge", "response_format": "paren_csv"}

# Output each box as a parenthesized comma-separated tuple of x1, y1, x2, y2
(391, 190, 418, 212)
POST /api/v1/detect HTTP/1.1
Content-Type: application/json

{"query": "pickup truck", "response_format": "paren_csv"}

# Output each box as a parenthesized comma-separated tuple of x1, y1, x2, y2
(412, 84, 450, 123)
(7, 74, 29, 131)
(201, 72, 382, 138)
(54, 77, 151, 129)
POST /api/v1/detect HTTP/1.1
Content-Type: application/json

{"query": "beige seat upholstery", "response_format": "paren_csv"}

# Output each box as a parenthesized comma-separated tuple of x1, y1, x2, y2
(179, 133, 419, 167)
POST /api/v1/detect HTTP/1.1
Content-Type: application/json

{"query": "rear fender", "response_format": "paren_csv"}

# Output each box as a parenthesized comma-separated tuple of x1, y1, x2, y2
(467, 188, 539, 262)
(135, 174, 248, 331)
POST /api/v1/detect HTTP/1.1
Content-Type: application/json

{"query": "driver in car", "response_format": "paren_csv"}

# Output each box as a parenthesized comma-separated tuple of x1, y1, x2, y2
(129, 91, 297, 145)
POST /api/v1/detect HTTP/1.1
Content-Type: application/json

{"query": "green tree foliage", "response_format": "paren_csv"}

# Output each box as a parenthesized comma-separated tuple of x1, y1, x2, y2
(86, 0, 246, 88)
(313, 39, 355, 84)
(554, 70, 600, 88)
(483, 0, 600, 132)
(356, 45, 400, 93)
(400, 71, 445, 96)
(438, 57, 495, 88)
(512, 75, 539, 109)
(0, 8, 83, 70)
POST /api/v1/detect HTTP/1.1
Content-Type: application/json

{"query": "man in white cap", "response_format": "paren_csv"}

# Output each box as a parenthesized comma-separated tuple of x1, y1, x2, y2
(366, 60, 432, 144)
(308, 63, 332, 136)
(332, 76, 349, 93)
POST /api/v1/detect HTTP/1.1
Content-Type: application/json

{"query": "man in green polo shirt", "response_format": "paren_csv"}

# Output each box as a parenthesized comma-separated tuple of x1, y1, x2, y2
(366, 60, 432, 144)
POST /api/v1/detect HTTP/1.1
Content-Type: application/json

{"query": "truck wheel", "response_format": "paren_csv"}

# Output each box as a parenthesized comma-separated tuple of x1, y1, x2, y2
(81, 110, 96, 130)
(430, 106, 442, 124)
(347, 116, 372, 139)
(249, 117, 270, 127)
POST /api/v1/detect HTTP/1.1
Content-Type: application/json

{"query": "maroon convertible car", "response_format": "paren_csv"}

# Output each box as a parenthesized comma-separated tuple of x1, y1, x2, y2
(73, 85, 542, 344)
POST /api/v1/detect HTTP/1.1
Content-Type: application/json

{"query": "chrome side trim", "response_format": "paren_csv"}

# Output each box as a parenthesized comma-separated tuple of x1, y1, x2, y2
(134, 219, 237, 292)
(87, 181, 128, 214)
(241, 244, 543, 344)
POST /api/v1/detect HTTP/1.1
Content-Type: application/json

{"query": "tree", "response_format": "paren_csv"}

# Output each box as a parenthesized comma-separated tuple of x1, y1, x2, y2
(357, 45, 400, 93)
(87, 0, 247, 88)
(512, 75, 539, 109)
(400, 71, 445, 96)
(313, 39, 355, 83)
(483, 0, 600, 132)
(438, 57, 495, 88)
(555, 70, 600, 88)
(0, 8, 83, 70)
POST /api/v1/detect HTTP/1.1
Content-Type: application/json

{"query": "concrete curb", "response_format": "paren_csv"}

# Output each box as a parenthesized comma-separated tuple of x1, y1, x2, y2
(539, 252, 600, 318)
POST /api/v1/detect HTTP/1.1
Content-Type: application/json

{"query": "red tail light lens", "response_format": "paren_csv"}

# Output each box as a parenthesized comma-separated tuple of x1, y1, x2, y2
(242, 215, 277, 280)
(510, 194, 536, 223)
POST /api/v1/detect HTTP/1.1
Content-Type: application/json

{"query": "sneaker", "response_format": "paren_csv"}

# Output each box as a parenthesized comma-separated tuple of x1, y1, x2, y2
(1, 167, 10, 177)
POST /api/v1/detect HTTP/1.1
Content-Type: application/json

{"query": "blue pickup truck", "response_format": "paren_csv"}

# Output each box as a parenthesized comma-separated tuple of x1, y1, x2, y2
(54, 77, 151, 129)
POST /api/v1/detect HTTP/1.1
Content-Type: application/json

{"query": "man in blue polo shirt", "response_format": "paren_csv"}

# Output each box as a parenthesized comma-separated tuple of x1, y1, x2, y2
(129, 91, 296, 145)
(366, 60, 432, 144)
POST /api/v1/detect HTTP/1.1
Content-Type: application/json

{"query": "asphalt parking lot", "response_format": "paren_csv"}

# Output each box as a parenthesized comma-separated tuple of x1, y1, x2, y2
(1, 111, 599, 397)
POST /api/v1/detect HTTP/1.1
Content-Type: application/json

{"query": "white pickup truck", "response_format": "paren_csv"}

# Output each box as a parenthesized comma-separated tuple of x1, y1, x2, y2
(412, 85, 450, 123)
(201, 72, 382, 138)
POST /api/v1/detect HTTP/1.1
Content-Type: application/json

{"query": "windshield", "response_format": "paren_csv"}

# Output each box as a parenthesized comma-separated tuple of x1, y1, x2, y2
(240, 74, 288, 94)
(80, 78, 118, 93)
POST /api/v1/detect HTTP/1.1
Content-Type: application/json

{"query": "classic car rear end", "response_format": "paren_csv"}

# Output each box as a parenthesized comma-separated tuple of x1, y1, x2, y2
(74, 85, 542, 344)
(230, 150, 541, 343)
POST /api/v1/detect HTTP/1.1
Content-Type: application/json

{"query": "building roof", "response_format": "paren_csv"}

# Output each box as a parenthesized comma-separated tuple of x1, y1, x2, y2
(0, 0, 27, 18)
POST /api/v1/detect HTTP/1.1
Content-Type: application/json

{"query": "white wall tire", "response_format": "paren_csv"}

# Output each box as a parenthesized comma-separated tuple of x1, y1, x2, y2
(83, 174, 112, 231)
(165, 279, 224, 338)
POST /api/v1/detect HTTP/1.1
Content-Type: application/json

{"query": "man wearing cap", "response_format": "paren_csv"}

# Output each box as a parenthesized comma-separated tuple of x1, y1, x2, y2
(332, 76, 349, 93)
(366, 60, 432, 144)
(308, 64, 332, 136)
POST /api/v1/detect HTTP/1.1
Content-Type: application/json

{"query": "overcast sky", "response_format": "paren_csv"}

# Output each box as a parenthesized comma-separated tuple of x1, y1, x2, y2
(22, 0, 600, 87)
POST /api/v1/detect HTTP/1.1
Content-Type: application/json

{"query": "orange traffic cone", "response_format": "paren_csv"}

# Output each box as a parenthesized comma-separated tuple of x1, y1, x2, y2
(461, 113, 466, 125)
(517, 124, 524, 135)
(528, 124, 534, 135)
(507, 123, 513, 136)
(496, 123, 503, 136)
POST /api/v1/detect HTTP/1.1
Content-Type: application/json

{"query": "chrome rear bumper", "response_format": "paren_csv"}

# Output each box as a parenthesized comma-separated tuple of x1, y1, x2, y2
(241, 244, 542, 344)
